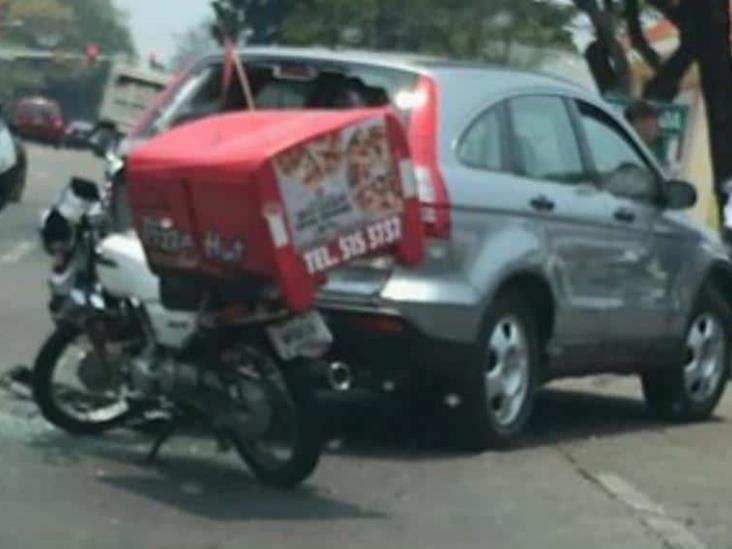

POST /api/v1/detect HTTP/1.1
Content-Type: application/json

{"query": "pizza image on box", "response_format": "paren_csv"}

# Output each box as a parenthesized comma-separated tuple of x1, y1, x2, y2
(275, 132, 343, 192)
(274, 117, 404, 250)
(346, 123, 402, 215)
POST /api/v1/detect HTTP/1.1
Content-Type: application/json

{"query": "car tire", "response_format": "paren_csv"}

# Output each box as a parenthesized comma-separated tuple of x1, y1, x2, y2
(8, 148, 26, 203)
(458, 290, 540, 450)
(642, 284, 731, 421)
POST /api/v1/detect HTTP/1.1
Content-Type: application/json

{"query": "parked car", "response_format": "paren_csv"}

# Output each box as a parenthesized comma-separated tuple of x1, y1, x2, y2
(311, 52, 732, 449)
(63, 120, 95, 149)
(100, 49, 732, 450)
(0, 105, 27, 208)
(92, 63, 169, 143)
(11, 96, 65, 147)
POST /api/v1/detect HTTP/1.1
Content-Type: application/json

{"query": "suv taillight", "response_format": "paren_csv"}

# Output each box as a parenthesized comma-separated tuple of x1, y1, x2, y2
(406, 75, 450, 238)
(415, 166, 438, 225)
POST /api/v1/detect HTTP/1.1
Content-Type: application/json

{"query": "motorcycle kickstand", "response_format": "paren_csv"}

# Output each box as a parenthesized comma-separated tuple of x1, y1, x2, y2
(146, 412, 183, 463)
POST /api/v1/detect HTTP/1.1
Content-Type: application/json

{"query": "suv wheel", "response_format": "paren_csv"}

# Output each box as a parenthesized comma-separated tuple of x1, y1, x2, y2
(460, 291, 539, 450)
(642, 284, 730, 421)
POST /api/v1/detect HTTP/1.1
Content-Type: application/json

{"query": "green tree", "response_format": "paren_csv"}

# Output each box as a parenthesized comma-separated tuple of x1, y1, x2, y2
(210, 0, 282, 45)
(0, 0, 133, 55)
(278, 0, 575, 66)
(60, 0, 135, 55)
(573, 0, 732, 224)
(171, 20, 218, 71)
(2, 0, 75, 48)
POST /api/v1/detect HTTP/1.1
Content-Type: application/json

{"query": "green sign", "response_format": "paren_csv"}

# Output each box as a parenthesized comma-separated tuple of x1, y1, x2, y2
(603, 94, 690, 168)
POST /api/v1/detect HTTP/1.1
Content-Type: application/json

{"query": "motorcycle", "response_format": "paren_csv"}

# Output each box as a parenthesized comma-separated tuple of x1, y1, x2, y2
(34, 177, 345, 487)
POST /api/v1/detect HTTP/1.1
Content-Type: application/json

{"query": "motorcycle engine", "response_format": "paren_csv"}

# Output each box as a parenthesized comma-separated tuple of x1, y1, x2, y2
(129, 350, 273, 440)
(129, 356, 203, 396)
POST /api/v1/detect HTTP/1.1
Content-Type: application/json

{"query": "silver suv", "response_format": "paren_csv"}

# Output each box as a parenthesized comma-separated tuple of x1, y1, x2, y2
(107, 47, 732, 448)
(311, 52, 732, 448)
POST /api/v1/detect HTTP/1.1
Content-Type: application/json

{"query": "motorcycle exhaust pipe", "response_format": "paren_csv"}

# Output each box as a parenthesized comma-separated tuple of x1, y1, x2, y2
(327, 362, 352, 392)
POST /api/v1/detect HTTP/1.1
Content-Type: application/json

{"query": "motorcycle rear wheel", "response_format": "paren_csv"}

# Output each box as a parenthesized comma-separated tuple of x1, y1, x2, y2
(33, 323, 133, 435)
(231, 353, 322, 489)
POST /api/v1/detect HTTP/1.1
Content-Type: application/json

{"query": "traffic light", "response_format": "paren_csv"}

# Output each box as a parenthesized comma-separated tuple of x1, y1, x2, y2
(85, 42, 100, 63)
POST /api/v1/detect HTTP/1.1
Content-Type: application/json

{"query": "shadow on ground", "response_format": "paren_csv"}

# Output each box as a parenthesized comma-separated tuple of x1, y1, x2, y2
(524, 387, 673, 445)
(322, 383, 725, 457)
(13, 381, 725, 519)
(26, 430, 385, 522)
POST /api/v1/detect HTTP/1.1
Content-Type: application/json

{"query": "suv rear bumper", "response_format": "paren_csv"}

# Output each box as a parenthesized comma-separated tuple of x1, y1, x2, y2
(318, 289, 481, 378)
(320, 304, 473, 381)
(318, 270, 484, 346)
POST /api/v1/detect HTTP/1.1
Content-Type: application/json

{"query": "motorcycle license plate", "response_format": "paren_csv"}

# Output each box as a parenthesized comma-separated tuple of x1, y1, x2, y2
(267, 311, 333, 361)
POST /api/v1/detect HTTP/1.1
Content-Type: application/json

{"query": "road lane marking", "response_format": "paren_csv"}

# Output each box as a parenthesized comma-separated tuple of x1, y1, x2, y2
(0, 241, 37, 264)
(595, 473, 706, 549)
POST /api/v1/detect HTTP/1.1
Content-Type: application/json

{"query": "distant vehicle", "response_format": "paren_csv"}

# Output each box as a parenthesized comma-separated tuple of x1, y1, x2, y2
(11, 96, 65, 147)
(0, 105, 27, 208)
(89, 63, 168, 151)
(63, 120, 95, 149)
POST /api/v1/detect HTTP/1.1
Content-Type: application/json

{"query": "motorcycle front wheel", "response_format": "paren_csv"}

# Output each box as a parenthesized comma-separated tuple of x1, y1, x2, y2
(33, 323, 133, 434)
(230, 353, 323, 489)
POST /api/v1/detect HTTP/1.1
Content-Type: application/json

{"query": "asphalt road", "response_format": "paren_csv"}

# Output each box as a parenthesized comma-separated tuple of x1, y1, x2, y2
(1, 144, 732, 549)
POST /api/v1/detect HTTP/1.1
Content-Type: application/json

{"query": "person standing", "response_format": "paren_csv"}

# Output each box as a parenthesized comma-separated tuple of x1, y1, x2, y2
(625, 100, 661, 148)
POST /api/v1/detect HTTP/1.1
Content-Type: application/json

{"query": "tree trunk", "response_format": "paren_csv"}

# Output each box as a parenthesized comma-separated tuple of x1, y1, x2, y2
(643, 43, 693, 100)
(625, 0, 662, 70)
(573, 0, 632, 95)
(688, 0, 732, 217)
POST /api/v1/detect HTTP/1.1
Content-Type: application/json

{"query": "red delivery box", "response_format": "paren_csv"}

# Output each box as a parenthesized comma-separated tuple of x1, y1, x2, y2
(127, 108, 424, 312)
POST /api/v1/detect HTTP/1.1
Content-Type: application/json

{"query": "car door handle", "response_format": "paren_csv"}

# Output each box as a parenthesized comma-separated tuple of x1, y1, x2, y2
(613, 208, 636, 223)
(530, 195, 555, 212)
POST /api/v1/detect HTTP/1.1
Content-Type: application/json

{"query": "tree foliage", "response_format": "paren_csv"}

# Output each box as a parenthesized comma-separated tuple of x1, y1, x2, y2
(2, 0, 74, 48)
(573, 0, 732, 203)
(0, 0, 134, 54)
(210, 0, 281, 45)
(278, 0, 575, 64)
(59, 0, 135, 55)
(172, 20, 219, 71)
(203, 0, 575, 64)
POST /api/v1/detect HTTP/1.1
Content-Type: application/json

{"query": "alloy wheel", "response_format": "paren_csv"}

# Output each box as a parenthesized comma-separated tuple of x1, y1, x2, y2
(484, 315, 530, 427)
(684, 313, 726, 404)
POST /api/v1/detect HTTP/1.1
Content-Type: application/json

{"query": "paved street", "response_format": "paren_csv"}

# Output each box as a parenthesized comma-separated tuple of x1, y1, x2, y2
(1, 144, 732, 549)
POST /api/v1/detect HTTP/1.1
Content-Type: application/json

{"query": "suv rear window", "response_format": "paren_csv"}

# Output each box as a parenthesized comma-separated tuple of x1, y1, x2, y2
(137, 58, 418, 139)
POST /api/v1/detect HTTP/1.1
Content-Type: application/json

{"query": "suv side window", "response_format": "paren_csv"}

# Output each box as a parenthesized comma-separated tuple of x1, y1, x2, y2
(142, 65, 220, 137)
(459, 105, 504, 171)
(508, 96, 584, 184)
(577, 101, 659, 204)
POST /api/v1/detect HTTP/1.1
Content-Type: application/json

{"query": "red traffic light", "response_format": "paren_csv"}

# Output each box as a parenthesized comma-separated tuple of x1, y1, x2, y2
(85, 43, 100, 62)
